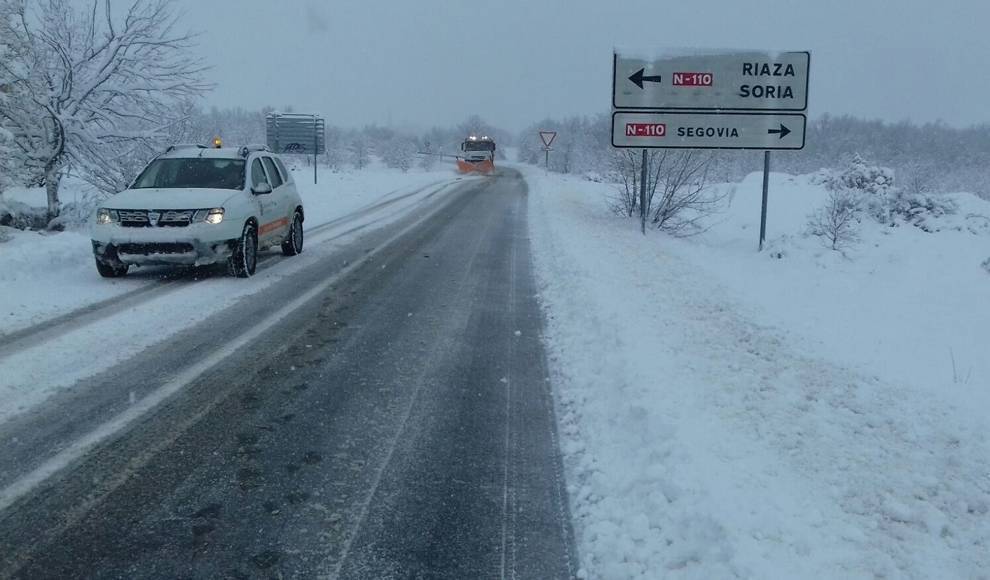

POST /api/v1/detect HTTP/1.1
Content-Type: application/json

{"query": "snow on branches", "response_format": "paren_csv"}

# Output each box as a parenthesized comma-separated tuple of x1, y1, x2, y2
(0, 0, 208, 221)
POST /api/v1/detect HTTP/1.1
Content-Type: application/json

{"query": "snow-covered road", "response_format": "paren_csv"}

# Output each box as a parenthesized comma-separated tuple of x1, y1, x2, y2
(0, 168, 575, 579)
(523, 165, 990, 579)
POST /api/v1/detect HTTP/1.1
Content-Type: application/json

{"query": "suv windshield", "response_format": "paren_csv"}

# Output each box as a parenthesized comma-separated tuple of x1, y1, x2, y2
(132, 158, 246, 190)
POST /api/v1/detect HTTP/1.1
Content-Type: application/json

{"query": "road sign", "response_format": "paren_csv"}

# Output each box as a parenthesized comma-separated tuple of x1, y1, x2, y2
(539, 131, 557, 148)
(265, 113, 326, 155)
(613, 50, 809, 111)
(611, 111, 806, 150)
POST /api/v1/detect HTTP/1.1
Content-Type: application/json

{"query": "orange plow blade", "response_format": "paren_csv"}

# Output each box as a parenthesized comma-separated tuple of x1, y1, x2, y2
(457, 159, 495, 174)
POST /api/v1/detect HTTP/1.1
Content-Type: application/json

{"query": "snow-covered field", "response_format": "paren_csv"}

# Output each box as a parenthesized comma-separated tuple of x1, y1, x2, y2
(0, 161, 459, 334)
(522, 164, 990, 578)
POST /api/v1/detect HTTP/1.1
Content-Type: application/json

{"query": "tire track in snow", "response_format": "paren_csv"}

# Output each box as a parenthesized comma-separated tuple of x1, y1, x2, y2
(0, 179, 464, 359)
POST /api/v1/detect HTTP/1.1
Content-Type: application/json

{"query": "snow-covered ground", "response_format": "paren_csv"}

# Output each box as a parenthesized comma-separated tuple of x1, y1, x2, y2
(0, 161, 459, 335)
(0, 160, 467, 424)
(522, 164, 990, 578)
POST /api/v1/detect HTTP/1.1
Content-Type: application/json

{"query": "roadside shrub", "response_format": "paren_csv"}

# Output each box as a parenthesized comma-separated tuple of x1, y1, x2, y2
(0, 199, 48, 230)
(607, 149, 725, 236)
(807, 189, 861, 251)
(814, 154, 895, 223)
(889, 191, 958, 233)
(382, 139, 415, 172)
(817, 154, 896, 196)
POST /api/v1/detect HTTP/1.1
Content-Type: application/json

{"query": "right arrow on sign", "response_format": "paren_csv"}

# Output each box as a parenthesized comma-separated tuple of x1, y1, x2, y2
(628, 68, 663, 89)
(768, 124, 791, 139)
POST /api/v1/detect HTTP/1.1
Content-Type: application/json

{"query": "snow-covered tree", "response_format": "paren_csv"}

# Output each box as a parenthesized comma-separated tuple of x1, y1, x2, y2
(382, 137, 415, 172)
(348, 133, 370, 169)
(0, 0, 208, 221)
(807, 190, 861, 251)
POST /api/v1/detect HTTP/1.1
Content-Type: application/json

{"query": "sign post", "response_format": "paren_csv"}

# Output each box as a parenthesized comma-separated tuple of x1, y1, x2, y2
(760, 151, 770, 250)
(265, 113, 326, 185)
(539, 131, 557, 171)
(640, 149, 648, 234)
(611, 49, 810, 243)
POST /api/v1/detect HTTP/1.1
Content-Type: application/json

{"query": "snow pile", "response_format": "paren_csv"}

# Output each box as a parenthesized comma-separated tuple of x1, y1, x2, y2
(521, 164, 990, 578)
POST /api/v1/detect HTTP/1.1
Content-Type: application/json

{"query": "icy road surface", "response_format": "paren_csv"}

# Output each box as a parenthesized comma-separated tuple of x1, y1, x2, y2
(0, 169, 576, 579)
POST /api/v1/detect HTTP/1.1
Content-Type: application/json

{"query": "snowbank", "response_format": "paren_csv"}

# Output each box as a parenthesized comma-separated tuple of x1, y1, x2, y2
(521, 164, 990, 578)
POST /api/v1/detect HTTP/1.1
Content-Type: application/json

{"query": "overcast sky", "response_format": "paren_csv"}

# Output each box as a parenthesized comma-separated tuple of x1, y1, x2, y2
(175, 0, 988, 132)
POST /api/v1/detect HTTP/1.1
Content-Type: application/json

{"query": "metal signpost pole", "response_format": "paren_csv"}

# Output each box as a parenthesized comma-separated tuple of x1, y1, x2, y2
(760, 151, 770, 251)
(313, 115, 318, 185)
(640, 149, 648, 235)
(539, 131, 557, 174)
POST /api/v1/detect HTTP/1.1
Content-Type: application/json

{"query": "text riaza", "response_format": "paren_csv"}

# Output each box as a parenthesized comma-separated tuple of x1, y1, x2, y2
(738, 61, 797, 100)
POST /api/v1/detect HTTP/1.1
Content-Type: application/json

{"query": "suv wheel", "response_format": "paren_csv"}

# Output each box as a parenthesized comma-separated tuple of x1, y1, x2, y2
(229, 222, 258, 278)
(281, 211, 304, 256)
(95, 257, 129, 278)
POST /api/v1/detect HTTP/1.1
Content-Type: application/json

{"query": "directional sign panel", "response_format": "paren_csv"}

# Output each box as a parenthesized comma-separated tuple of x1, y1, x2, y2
(266, 114, 326, 155)
(611, 111, 806, 150)
(613, 51, 809, 111)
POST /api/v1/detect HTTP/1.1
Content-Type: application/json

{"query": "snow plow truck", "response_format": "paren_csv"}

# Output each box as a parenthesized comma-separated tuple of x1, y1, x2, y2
(456, 135, 496, 174)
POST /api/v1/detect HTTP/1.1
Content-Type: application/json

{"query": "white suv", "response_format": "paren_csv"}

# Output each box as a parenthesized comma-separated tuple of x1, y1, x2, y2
(91, 144, 304, 278)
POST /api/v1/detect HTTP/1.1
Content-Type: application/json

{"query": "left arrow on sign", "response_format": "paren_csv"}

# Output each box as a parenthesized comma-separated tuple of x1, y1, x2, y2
(628, 68, 663, 89)
(767, 124, 791, 139)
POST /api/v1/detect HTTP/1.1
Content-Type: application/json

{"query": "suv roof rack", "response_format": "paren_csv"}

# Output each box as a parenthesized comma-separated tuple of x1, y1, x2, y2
(165, 143, 207, 153)
(239, 144, 271, 157)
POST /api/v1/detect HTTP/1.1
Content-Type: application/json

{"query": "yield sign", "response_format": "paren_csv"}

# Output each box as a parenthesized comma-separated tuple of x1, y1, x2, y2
(539, 131, 557, 148)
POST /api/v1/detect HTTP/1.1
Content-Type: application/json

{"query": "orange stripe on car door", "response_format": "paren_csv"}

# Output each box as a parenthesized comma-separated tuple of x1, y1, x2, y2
(259, 217, 288, 236)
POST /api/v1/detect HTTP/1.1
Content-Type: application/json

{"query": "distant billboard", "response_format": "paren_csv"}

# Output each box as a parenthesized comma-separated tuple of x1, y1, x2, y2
(265, 113, 326, 155)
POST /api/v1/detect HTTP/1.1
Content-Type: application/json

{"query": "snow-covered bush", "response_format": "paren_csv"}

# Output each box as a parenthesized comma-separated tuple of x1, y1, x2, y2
(419, 152, 437, 171)
(348, 135, 371, 169)
(382, 139, 415, 172)
(815, 155, 956, 232)
(814, 154, 896, 223)
(807, 189, 861, 251)
(0, 197, 48, 230)
(888, 191, 958, 233)
(608, 148, 725, 236)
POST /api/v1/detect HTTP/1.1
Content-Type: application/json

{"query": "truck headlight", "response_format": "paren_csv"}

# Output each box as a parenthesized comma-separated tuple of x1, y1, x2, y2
(96, 208, 118, 225)
(193, 208, 224, 224)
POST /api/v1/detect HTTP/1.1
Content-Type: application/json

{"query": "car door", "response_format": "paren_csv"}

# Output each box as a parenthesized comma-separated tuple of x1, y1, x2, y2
(261, 156, 292, 242)
(249, 156, 278, 245)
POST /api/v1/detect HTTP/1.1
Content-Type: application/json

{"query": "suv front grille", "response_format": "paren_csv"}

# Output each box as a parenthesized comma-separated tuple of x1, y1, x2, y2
(119, 209, 194, 227)
(117, 242, 195, 255)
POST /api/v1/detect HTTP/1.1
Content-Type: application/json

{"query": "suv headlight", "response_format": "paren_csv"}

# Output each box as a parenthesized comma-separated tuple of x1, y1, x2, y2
(193, 208, 224, 225)
(96, 208, 119, 225)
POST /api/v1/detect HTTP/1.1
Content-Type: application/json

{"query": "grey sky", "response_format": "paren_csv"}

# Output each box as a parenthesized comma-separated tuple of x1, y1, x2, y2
(177, 0, 989, 132)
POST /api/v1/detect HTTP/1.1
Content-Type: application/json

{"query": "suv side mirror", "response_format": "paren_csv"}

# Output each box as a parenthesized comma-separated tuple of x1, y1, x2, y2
(252, 182, 273, 195)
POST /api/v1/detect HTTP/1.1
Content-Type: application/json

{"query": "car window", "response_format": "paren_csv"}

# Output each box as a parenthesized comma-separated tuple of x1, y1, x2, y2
(262, 157, 283, 188)
(132, 158, 245, 190)
(274, 157, 291, 183)
(251, 158, 270, 189)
